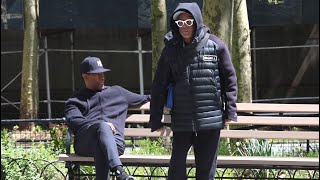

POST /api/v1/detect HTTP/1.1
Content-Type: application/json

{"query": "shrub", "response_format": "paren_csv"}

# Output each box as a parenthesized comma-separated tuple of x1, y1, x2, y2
(1, 129, 67, 180)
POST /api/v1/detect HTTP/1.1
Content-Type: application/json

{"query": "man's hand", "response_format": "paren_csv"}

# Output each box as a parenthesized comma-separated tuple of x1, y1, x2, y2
(156, 127, 165, 134)
(224, 119, 232, 125)
(107, 122, 116, 134)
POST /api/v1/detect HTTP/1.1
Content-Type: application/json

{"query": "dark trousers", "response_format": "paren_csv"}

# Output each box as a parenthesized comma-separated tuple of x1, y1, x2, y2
(74, 121, 125, 180)
(168, 130, 221, 180)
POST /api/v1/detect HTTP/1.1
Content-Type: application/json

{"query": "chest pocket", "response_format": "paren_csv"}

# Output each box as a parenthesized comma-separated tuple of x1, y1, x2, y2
(197, 38, 220, 69)
(194, 41, 221, 94)
(199, 37, 218, 61)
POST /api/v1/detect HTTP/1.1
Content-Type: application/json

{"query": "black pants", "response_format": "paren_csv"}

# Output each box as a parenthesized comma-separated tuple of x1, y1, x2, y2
(168, 130, 221, 180)
(74, 121, 125, 180)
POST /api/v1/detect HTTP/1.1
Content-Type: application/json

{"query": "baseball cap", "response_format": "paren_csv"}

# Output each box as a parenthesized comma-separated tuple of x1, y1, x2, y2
(80, 57, 111, 74)
(173, 10, 189, 20)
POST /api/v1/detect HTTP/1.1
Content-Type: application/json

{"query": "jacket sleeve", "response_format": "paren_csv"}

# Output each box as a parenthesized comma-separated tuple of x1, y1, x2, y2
(217, 38, 238, 121)
(150, 49, 171, 131)
(117, 86, 150, 106)
(65, 99, 87, 135)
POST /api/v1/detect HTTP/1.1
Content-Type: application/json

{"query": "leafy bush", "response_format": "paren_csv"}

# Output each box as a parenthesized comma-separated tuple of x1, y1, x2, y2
(49, 124, 68, 153)
(218, 139, 238, 156)
(129, 138, 171, 180)
(1, 128, 318, 180)
(131, 138, 171, 155)
(1, 129, 67, 180)
(235, 139, 273, 156)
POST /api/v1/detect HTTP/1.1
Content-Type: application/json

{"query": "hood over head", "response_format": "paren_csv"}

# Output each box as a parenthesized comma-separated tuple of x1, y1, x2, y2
(166, 2, 210, 45)
(169, 3, 208, 41)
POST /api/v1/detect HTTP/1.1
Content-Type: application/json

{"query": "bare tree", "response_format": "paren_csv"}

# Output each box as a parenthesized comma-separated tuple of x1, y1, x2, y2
(20, 0, 39, 130)
(151, 0, 167, 78)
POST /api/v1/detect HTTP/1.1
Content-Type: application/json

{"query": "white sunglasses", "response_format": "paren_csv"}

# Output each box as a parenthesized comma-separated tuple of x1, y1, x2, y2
(175, 19, 194, 27)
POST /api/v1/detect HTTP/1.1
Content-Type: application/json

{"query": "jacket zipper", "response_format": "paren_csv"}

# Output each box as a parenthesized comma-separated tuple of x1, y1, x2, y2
(187, 65, 197, 136)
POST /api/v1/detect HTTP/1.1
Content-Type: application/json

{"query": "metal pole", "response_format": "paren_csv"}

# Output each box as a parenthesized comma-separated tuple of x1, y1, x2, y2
(70, 31, 75, 92)
(44, 36, 52, 119)
(252, 28, 257, 100)
(229, 0, 234, 49)
(251, 44, 319, 50)
(137, 37, 144, 95)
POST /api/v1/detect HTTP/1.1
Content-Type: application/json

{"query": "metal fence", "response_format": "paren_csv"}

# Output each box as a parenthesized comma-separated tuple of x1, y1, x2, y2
(1, 118, 319, 179)
(1, 156, 319, 180)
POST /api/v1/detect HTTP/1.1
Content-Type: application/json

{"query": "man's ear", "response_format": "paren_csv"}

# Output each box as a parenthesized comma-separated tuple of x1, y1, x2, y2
(82, 74, 87, 80)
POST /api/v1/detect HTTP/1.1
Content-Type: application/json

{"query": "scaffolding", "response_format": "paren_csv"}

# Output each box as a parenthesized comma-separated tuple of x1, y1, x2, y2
(1, 27, 319, 119)
(1, 33, 152, 118)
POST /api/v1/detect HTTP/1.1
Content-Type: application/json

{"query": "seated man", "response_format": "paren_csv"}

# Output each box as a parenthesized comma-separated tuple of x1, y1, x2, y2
(65, 56, 150, 180)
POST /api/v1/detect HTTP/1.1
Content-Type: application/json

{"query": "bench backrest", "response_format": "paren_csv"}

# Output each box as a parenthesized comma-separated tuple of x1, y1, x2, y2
(65, 102, 319, 153)
(129, 102, 319, 113)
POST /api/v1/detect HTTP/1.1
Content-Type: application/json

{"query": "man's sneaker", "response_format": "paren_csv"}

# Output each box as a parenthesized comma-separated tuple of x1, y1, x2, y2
(115, 170, 135, 180)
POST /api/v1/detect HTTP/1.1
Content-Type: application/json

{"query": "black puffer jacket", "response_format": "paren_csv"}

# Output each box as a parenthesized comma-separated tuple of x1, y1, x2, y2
(150, 2, 237, 132)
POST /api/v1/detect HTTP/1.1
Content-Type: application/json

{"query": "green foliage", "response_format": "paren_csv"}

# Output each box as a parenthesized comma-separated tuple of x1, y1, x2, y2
(129, 138, 171, 180)
(234, 139, 273, 156)
(1, 129, 67, 180)
(218, 139, 238, 156)
(1, 163, 6, 180)
(131, 138, 171, 155)
(34, 125, 43, 133)
(2, 128, 319, 179)
(1, 129, 10, 147)
(277, 142, 320, 158)
(49, 124, 68, 153)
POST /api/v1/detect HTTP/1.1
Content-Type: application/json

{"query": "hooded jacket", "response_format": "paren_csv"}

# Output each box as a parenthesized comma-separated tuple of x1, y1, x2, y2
(150, 2, 237, 132)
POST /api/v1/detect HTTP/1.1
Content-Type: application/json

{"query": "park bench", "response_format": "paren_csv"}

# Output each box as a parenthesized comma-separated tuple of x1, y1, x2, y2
(59, 102, 319, 179)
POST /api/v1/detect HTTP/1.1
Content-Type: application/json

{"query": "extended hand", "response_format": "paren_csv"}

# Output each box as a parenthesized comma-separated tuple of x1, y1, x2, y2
(224, 119, 232, 125)
(107, 122, 116, 134)
(156, 127, 165, 134)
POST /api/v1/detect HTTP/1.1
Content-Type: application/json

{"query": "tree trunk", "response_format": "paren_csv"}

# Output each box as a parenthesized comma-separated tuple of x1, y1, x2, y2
(232, 0, 252, 102)
(151, 0, 167, 79)
(202, 0, 233, 49)
(151, 0, 170, 148)
(20, 0, 39, 130)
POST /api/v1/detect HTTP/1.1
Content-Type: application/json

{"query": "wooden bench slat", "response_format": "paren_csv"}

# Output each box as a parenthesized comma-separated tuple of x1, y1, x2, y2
(126, 114, 150, 123)
(126, 114, 319, 126)
(129, 102, 319, 113)
(237, 103, 319, 113)
(232, 116, 319, 126)
(58, 154, 319, 167)
(123, 128, 319, 140)
(221, 130, 319, 140)
(59, 154, 94, 162)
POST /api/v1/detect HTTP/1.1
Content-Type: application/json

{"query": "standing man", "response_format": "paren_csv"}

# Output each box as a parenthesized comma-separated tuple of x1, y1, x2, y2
(149, 2, 237, 180)
(65, 57, 150, 180)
